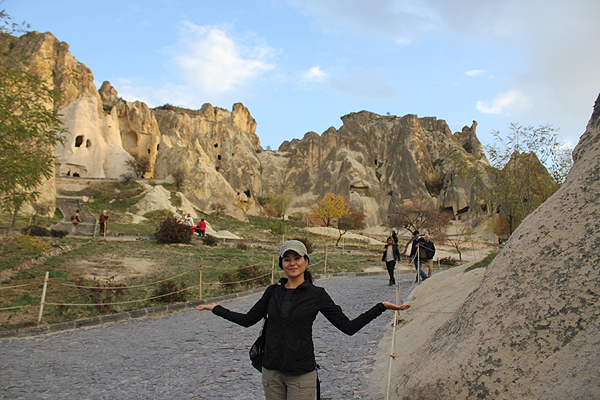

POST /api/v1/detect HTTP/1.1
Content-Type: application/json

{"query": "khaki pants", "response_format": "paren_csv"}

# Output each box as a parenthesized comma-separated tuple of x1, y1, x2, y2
(262, 368, 316, 400)
(425, 259, 434, 276)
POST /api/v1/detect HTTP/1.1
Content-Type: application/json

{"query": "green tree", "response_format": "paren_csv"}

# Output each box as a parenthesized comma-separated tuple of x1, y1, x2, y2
(0, 14, 65, 227)
(258, 190, 291, 220)
(479, 123, 565, 235)
(309, 193, 350, 228)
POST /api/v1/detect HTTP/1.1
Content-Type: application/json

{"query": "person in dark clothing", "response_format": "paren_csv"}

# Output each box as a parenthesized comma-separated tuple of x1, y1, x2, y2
(382, 236, 401, 285)
(391, 230, 399, 244)
(422, 234, 436, 277)
(196, 240, 410, 400)
(98, 210, 109, 237)
(409, 230, 428, 283)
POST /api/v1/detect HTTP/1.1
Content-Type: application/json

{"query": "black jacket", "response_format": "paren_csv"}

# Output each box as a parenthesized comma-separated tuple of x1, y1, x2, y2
(422, 240, 435, 260)
(382, 243, 401, 261)
(213, 278, 387, 375)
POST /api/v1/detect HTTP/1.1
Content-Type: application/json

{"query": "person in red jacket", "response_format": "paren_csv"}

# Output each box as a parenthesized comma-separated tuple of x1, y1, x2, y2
(197, 218, 206, 237)
(98, 210, 109, 237)
(196, 240, 410, 400)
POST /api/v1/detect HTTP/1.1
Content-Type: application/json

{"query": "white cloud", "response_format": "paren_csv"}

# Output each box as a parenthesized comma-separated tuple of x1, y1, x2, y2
(476, 89, 533, 115)
(465, 69, 486, 77)
(303, 66, 327, 82)
(172, 22, 275, 93)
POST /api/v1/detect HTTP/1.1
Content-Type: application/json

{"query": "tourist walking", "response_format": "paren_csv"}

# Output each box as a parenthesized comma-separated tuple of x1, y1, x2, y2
(197, 218, 206, 237)
(98, 210, 109, 237)
(423, 234, 436, 277)
(382, 236, 401, 285)
(409, 230, 428, 282)
(196, 239, 410, 400)
(70, 209, 82, 233)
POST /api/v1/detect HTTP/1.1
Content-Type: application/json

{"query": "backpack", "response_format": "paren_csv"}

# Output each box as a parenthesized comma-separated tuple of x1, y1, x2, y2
(71, 214, 76, 221)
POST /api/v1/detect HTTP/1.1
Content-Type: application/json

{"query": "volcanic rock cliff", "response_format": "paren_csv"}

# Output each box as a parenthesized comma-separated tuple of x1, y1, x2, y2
(4, 30, 490, 224)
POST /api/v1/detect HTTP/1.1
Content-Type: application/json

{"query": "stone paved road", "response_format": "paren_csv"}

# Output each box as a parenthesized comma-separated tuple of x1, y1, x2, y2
(0, 274, 414, 400)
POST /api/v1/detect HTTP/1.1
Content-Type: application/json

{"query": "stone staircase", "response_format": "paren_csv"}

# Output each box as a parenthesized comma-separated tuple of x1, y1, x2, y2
(52, 196, 97, 237)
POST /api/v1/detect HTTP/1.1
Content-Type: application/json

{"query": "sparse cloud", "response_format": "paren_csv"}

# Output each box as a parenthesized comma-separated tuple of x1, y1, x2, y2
(476, 89, 533, 115)
(465, 69, 486, 77)
(302, 66, 327, 82)
(171, 21, 275, 94)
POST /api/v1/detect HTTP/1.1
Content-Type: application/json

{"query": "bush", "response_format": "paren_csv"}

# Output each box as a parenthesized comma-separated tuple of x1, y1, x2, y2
(287, 212, 304, 222)
(151, 280, 188, 304)
(26, 225, 50, 237)
(438, 256, 459, 266)
(50, 229, 69, 238)
(203, 234, 218, 247)
(76, 276, 126, 313)
(269, 220, 286, 236)
(237, 240, 248, 250)
(218, 265, 270, 294)
(155, 217, 192, 244)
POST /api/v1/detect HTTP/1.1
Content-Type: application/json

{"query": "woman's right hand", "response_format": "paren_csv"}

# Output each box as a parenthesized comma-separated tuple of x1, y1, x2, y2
(195, 303, 217, 311)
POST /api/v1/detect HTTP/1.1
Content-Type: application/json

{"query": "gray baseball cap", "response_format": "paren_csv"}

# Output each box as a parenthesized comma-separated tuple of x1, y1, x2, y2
(279, 240, 308, 258)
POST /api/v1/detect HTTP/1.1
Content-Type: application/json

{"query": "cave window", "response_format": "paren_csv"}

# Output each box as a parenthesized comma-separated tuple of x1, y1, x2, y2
(374, 159, 378, 166)
(147, 148, 151, 154)
(75, 135, 84, 147)
(244, 190, 251, 198)
(217, 155, 221, 160)
(214, 143, 219, 148)
(86, 139, 91, 148)
(157, 144, 160, 151)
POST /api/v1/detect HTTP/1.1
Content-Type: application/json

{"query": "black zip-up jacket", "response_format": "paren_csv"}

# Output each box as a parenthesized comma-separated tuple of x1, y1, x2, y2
(212, 278, 387, 375)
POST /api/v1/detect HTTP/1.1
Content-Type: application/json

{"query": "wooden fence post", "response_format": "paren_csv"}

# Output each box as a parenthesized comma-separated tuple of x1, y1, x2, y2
(37, 271, 49, 324)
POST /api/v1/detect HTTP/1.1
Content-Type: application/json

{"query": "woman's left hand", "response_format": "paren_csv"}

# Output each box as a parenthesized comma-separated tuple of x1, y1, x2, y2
(382, 301, 411, 311)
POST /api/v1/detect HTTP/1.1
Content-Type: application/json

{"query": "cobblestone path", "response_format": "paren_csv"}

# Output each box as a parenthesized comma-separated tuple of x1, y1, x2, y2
(0, 274, 414, 399)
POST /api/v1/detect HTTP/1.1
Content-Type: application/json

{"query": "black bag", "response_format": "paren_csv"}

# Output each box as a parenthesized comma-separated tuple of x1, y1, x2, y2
(249, 284, 277, 372)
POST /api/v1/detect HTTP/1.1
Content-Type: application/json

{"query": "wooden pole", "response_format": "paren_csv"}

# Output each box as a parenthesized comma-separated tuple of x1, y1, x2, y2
(199, 264, 203, 300)
(271, 256, 275, 284)
(324, 245, 328, 274)
(37, 271, 49, 323)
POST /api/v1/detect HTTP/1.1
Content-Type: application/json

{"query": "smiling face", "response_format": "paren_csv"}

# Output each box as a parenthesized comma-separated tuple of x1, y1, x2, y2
(281, 250, 308, 280)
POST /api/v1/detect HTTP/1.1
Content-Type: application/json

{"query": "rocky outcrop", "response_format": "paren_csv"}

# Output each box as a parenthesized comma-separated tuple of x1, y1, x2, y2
(387, 94, 600, 399)
(272, 112, 489, 225)
(55, 97, 134, 178)
(152, 103, 262, 220)
(3, 30, 491, 224)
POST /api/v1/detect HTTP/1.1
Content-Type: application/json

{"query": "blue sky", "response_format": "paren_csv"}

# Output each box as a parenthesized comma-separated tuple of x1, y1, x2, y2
(5, 0, 600, 150)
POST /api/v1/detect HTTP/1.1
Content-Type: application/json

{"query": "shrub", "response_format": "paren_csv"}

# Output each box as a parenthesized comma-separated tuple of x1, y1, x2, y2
(155, 217, 192, 244)
(203, 234, 218, 246)
(218, 265, 270, 294)
(76, 276, 126, 313)
(26, 225, 50, 237)
(50, 229, 69, 238)
(151, 280, 188, 304)
(270, 220, 286, 236)
(18, 231, 51, 255)
(237, 240, 248, 250)
(287, 212, 304, 222)
(438, 256, 459, 266)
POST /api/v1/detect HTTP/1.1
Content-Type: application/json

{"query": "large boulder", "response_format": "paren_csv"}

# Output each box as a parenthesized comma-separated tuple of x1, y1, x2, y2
(386, 93, 600, 399)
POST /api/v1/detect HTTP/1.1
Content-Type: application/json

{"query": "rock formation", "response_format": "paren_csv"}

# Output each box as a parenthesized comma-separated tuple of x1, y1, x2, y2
(55, 97, 134, 178)
(267, 112, 489, 225)
(386, 94, 600, 399)
(3, 30, 491, 224)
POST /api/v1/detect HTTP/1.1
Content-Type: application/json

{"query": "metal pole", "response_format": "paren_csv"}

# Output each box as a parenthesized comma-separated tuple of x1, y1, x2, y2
(37, 271, 49, 323)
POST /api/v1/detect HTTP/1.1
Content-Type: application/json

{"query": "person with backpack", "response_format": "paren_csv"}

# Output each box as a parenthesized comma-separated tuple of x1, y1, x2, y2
(196, 239, 410, 400)
(422, 234, 436, 277)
